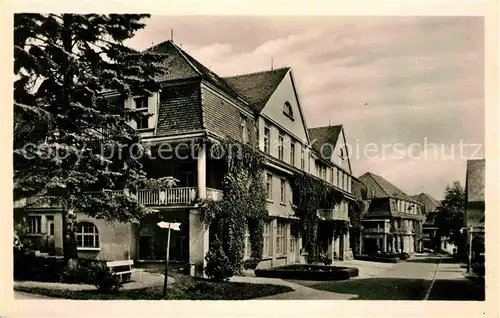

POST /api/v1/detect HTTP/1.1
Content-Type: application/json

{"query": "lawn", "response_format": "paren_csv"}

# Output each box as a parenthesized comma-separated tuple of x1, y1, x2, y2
(14, 271, 293, 300)
(310, 278, 431, 300)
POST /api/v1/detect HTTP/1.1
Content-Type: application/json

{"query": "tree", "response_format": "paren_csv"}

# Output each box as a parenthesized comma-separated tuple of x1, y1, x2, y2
(435, 181, 465, 250)
(13, 14, 172, 265)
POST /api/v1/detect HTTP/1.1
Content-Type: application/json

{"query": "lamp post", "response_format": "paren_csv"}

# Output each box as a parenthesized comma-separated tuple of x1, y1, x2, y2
(461, 226, 473, 273)
(467, 226, 473, 273)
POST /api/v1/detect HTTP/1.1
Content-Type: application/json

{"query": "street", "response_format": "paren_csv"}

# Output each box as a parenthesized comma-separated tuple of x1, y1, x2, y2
(306, 254, 485, 300)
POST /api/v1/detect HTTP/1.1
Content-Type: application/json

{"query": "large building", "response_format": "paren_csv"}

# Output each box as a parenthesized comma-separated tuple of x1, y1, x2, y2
(358, 172, 425, 254)
(14, 40, 356, 276)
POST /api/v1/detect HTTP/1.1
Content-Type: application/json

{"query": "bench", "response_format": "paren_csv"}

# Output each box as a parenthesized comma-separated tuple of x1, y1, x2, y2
(106, 260, 142, 282)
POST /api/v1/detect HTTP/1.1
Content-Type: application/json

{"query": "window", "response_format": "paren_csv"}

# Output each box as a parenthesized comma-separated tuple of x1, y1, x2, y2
(241, 115, 250, 144)
(134, 96, 149, 129)
(283, 101, 294, 119)
(27, 215, 42, 234)
(278, 132, 284, 160)
(264, 127, 270, 154)
(263, 222, 272, 257)
(280, 178, 286, 204)
(244, 226, 251, 259)
(330, 168, 334, 184)
(266, 173, 273, 200)
(76, 222, 99, 248)
(290, 142, 295, 166)
(301, 148, 305, 170)
(134, 96, 148, 109)
(336, 170, 340, 187)
(276, 221, 286, 256)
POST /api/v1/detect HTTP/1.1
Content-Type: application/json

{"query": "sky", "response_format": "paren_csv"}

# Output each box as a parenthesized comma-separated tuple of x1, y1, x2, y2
(125, 16, 484, 200)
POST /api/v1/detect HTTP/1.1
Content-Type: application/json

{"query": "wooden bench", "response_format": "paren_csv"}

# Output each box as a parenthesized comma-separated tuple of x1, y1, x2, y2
(106, 260, 142, 282)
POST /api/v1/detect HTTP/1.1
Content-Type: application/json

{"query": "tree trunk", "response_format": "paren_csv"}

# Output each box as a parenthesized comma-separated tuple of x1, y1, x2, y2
(62, 209, 79, 268)
(60, 14, 79, 269)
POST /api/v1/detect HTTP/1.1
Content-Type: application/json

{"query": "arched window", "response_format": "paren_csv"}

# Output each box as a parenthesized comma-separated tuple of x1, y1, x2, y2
(76, 222, 99, 248)
(283, 101, 294, 118)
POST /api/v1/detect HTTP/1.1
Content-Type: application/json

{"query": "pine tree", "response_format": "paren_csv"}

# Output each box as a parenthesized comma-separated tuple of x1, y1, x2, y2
(13, 14, 173, 265)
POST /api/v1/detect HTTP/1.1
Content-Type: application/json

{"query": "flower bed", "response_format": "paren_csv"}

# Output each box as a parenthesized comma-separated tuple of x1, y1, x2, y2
(354, 255, 400, 263)
(254, 264, 359, 281)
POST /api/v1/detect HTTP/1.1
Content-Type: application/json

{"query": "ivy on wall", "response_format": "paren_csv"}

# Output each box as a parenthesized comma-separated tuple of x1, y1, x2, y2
(198, 138, 267, 281)
(291, 173, 344, 263)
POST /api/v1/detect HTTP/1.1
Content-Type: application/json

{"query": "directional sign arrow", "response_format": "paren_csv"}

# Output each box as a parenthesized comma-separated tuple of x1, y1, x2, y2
(157, 221, 181, 231)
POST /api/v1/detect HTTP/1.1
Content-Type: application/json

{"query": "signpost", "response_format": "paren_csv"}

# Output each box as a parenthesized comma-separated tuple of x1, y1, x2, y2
(157, 221, 181, 298)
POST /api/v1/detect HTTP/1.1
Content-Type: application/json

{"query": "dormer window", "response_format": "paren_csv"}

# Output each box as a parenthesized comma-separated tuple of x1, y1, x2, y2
(283, 101, 294, 119)
(241, 115, 250, 144)
(133, 96, 149, 129)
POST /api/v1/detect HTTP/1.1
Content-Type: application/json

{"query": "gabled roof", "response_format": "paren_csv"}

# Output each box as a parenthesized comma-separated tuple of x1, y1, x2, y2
(147, 40, 245, 103)
(466, 159, 485, 202)
(308, 125, 343, 158)
(223, 68, 290, 112)
(359, 172, 418, 203)
(411, 193, 441, 214)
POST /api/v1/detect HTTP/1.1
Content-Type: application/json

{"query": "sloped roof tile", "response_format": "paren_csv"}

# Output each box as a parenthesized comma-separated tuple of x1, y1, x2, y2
(359, 172, 418, 203)
(223, 68, 290, 112)
(147, 41, 244, 102)
(410, 193, 441, 214)
(308, 125, 343, 158)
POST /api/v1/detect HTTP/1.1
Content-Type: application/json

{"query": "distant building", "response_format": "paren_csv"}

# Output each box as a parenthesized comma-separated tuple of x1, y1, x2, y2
(358, 172, 425, 255)
(464, 159, 485, 260)
(411, 193, 442, 251)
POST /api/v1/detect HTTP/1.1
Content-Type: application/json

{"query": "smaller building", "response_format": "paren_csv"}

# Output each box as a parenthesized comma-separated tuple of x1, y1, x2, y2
(411, 193, 442, 252)
(358, 172, 425, 255)
(464, 159, 485, 261)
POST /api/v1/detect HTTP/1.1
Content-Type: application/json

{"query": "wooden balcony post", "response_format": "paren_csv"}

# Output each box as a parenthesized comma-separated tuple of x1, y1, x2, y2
(197, 144, 207, 200)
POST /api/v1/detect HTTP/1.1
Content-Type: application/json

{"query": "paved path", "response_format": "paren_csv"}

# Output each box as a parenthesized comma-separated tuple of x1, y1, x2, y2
(426, 257, 485, 300)
(240, 254, 484, 300)
(230, 276, 357, 300)
(14, 291, 56, 299)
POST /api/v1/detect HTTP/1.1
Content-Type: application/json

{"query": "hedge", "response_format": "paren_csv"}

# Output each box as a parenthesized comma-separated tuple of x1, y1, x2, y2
(354, 255, 400, 263)
(254, 264, 359, 281)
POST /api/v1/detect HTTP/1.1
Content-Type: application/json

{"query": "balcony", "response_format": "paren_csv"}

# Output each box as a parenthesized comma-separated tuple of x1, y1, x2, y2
(317, 209, 349, 221)
(131, 187, 223, 205)
(14, 187, 223, 209)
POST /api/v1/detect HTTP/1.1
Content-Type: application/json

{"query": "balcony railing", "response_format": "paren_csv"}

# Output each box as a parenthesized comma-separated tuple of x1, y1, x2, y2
(14, 187, 223, 209)
(317, 209, 349, 221)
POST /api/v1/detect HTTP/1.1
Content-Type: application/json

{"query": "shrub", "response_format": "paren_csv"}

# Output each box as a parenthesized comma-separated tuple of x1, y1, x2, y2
(399, 253, 410, 260)
(14, 251, 66, 282)
(243, 258, 260, 270)
(60, 264, 92, 284)
(86, 262, 124, 293)
(354, 255, 400, 263)
(204, 239, 233, 282)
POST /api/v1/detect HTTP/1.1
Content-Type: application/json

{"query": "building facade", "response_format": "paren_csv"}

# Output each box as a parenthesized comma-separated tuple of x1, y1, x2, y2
(358, 172, 425, 255)
(411, 193, 442, 252)
(464, 159, 485, 261)
(15, 40, 356, 275)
